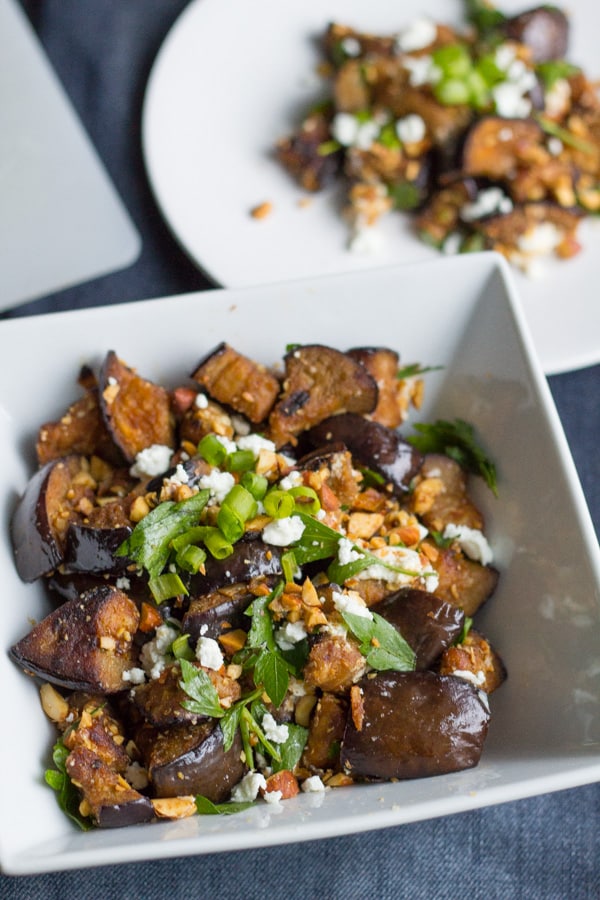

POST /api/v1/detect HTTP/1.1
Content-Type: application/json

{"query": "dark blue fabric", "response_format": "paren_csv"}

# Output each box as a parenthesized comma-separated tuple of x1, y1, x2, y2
(1, 2, 599, 895)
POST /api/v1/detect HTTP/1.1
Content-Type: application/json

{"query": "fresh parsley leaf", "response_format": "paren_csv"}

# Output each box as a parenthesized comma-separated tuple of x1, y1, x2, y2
(220, 704, 244, 752)
(45, 738, 93, 831)
(246, 592, 277, 652)
(179, 658, 225, 718)
(271, 723, 309, 774)
(254, 648, 289, 709)
(195, 795, 254, 815)
(116, 490, 210, 579)
(464, 0, 506, 33)
(342, 610, 416, 672)
(536, 60, 580, 90)
(407, 418, 498, 495)
(291, 513, 343, 565)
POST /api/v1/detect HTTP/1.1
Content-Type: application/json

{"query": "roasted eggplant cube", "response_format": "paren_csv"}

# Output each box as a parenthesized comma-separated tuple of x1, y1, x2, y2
(341, 671, 490, 780)
(66, 746, 154, 828)
(136, 720, 246, 802)
(504, 5, 569, 62)
(373, 587, 465, 669)
(191, 342, 280, 425)
(10, 585, 140, 692)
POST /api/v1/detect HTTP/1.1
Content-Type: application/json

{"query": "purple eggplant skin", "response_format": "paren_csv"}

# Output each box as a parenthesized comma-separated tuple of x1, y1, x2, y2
(137, 720, 246, 802)
(504, 6, 569, 62)
(11, 459, 67, 582)
(63, 522, 132, 575)
(303, 413, 423, 496)
(341, 671, 490, 780)
(187, 536, 283, 595)
(96, 796, 155, 829)
(182, 584, 256, 643)
(374, 588, 465, 669)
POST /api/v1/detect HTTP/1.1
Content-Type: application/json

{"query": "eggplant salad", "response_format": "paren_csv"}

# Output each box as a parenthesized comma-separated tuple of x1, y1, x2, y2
(276, 1, 600, 275)
(10, 343, 504, 830)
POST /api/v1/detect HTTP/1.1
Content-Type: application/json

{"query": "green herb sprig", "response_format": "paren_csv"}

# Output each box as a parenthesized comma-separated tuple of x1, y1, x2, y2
(44, 738, 93, 831)
(407, 418, 498, 495)
(341, 610, 416, 672)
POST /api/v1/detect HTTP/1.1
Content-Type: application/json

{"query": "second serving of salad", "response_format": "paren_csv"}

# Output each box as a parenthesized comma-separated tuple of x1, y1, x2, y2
(276, 1, 600, 275)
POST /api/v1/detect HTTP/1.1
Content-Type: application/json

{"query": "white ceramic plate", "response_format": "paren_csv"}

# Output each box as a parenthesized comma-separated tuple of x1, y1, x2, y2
(142, 0, 600, 376)
(1, 252, 599, 875)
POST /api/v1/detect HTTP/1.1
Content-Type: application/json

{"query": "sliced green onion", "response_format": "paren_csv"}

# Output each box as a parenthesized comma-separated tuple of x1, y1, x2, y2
(377, 122, 401, 149)
(197, 433, 228, 467)
(227, 449, 256, 473)
(240, 471, 269, 501)
(202, 527, 234, 560)
(222, 484, 258, 521)
(217, 504, 245, 543)
(317, 139, 341, 156)
(176, 543, 207, 574)
(171, 526, 210, 553)
(432, 43, 471, 79)
(281, 550, 300, 583)
(434, 78, 471, 106)
(171, 633, 195, 661)
(263, 489, 295, 519)
(148, 572, 188, 604)
(289, 486, 321, 515)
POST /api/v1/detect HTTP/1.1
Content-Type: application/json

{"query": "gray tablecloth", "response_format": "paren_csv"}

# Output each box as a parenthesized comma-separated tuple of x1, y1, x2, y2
(1, 2, 599, 896)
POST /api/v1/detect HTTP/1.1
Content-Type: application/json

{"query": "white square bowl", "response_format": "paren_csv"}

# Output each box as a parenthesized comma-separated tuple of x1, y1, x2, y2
(1, 252, 599, 874)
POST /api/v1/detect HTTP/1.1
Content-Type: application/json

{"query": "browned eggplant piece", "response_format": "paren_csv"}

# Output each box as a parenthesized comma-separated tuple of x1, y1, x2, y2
(304, 413, 423, 497)
(276, 110, 344, 192)
(302, 692, 347, 772)
(471, 202, 582, 255)
(65, 746, 154, 828)
(11, 455, 94, 582)
(135, 720, 246, 802)
(132, 663, 241, 729)
(268, 345, 378, 448)
(303, 633, 366, 693)
(341, 671, 490, 780)
(412, 453, 485, 532)
(10, 585, 140, 692)
(415, 179, 474, 247)
(178, 397, 235, 448)
(323, 22, 396, 67)
(297, 444, 361, 508)
(461, 117, 545, 181)
(98, 351, 175, 463)
(191, 342, 280, 425)
(373, 587, 465, 669)
(63, 695, 131, 772)
(188, 536, 283, 595)
(428, 543, 499, 617)
(182, 583, 255, 642)
(36, 383, 123, 468)
(347, 347, 405, 428)
(439, 628, 507, 694)
(504, 6, 569, 62)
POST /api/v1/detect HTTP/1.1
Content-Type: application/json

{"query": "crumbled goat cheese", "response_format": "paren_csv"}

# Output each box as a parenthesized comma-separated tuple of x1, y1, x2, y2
(140, 623, 179, 680)
(337, 537, 363, 566)
(547, 136, 563, 156)
(130, 444, 172, 478)
(492, 81, 532, 118)
(194, 392, 209, 409)
(331, 113, 379, 150)
(126, 761, 149, 790)
(453, 669, 486, 687)
(231, 414, 251, 436)
(332, 589, 373, 619)
(121, 667, 146, 685)
(401, 54, 441, 87)
(396, 113, 426, 144)
(341, 36, 361, 57)
(279, 470, 303, 491)
(301, 775, 326, 793)
(231, 771, 267, 802)
(443, 523, 493, 566)
(237, 433, 276, 456)
(275, 619, 308, 651)
(166, 463, 189, 486)
(263, 789, 283, 805)
(196, 636, 224, 671)
(262, 515, 305, 546)
(199, 469, 236, 504)
(395, 17, 437, 53)
(461, 186, 513, 222)
(353, 545, 438, 591)
(215, 434, 238, 455)
(262, 713, 290, 745)
(116, 576, 131, 591)
(517, 222, 563, 255)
